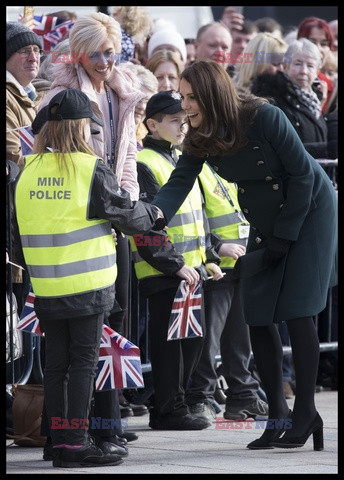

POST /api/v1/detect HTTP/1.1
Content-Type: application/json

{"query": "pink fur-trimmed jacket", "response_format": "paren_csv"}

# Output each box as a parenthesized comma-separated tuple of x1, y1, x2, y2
(38, 62, 144, 200)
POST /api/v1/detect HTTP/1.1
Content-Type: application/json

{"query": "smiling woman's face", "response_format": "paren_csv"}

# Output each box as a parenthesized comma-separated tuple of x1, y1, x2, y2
(81, 39, 116, 92)
(179, 78, 203, 128)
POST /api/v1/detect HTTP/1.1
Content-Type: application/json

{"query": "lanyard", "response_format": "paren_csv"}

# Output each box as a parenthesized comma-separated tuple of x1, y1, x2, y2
(105, 85, 115, 168)
(206, 162, 248, 224)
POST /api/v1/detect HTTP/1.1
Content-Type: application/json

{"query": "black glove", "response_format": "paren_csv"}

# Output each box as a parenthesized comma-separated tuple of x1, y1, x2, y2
(263, 236, 292, 267)
(152, 216, 167, 231)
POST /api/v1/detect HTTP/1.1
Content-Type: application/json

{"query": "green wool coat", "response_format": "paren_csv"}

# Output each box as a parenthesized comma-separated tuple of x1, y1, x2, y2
(152, 103, 338, 326)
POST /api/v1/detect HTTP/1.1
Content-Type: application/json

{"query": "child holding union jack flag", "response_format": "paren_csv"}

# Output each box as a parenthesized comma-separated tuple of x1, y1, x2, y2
(129, 90, 225, 430)
(12, 88, 162, 468)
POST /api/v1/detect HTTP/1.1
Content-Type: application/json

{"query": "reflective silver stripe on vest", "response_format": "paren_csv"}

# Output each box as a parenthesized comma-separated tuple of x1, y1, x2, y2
(170, 236, 206, 253)
(27, 253, 117, 278)
(168, 209, 203, 228)
(221, 238, 247, 247)
(208, 212, 241, 230)
(132, 250, 143, 263)
(132, 236, 206, 263)
(20, 223, 112, 248)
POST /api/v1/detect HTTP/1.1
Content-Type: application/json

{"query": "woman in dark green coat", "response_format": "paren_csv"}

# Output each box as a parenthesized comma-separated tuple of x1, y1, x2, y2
(151, 61, 337, 451)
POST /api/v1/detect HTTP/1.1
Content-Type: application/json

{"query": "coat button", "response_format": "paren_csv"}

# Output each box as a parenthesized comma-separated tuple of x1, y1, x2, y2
(253, 146, 260, 150)
(204, 153, 209, 158)
(239, 187, 245, 194)
(255, 236, 262, 244)
(213, 165, 219, 172)
(243, 208, 249, 214)
(296, 104, 300, 109)
(257, 160, 265, 166)
(295, 122, 300, 126)
(265, 176, 272, 181)
(272, 183, 279, 190)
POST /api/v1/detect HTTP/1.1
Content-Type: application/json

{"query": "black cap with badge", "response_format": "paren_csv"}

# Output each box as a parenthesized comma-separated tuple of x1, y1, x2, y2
(145, 90, 183, 121)
(32, 89, 103, 135)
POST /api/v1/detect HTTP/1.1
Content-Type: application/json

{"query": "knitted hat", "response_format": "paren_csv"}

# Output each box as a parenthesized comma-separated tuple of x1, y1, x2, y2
(6, 21, 43, 61)
(148, 29, 187, 63)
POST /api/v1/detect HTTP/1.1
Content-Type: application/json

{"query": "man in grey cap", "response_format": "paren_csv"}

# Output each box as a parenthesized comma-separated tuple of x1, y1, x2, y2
(6, 21, 44, 168)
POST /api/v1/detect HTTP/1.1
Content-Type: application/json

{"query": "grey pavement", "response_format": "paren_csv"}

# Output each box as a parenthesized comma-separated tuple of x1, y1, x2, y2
(6, 390, 338, 474)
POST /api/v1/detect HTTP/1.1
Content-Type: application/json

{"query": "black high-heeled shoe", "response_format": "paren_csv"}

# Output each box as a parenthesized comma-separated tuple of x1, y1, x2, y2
(270, 411, 324, 450)
(247, 409, 292, 450)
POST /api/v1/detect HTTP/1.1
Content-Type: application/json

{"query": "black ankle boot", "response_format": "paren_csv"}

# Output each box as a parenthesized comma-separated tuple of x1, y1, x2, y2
(247, 410, 292, 450)
(270, 412, 323, 450)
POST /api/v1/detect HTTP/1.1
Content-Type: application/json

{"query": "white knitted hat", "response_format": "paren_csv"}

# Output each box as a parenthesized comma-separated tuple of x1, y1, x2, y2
(148, 28, 187, 63)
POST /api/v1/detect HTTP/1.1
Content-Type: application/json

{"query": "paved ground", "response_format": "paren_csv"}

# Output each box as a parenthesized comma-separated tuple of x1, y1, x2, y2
(6, 390, 337, 474)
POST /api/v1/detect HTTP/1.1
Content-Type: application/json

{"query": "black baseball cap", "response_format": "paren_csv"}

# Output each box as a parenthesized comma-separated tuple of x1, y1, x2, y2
(47, 89, 103, 126)
(145, 90, 183, 121)
(32, 104, 101, 135)
(32, 106, 49, 135)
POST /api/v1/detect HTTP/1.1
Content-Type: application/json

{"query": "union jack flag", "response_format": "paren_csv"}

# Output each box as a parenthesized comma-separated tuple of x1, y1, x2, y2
(95, 325, 144, 391)
(18, 126, 34, 156)
(16, 290, 43, 335)
(167, 280, 203, 341)
(43, 20, 74, 50)
(31, 15, 74, 52)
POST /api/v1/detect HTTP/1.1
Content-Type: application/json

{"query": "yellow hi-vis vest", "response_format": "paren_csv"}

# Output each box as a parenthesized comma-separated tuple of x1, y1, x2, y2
(130, 148, 206, 280)
(198, 162, 248, 269)
(15, 152, 117, 298)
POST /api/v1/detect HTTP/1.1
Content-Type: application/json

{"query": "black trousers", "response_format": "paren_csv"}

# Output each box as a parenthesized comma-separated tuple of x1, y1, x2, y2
(187, 280, 260, 405)
(42, 312, 103, 446)
(148, 286, 205, 417)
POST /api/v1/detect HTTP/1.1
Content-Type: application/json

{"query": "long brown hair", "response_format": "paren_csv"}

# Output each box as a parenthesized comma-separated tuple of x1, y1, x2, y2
(180, 60, 267, 157)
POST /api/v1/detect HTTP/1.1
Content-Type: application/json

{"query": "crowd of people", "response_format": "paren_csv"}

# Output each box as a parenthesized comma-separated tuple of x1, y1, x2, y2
(6, 6, 337, 469)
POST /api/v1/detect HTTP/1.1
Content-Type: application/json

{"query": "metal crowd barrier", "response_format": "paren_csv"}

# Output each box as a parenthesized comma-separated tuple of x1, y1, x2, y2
(316, 158, 338, 189)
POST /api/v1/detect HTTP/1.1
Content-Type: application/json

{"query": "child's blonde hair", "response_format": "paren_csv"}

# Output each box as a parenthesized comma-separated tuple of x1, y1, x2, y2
(33, 117, 96, 175)
(112, 6, 151, 42)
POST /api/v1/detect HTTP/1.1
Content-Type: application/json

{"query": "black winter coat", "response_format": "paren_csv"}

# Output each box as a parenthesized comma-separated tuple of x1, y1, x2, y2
(251, 71, 328, 159)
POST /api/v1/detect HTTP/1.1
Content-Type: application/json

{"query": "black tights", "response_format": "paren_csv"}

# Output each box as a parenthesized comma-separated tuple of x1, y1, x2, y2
(249, 317, 319, 434)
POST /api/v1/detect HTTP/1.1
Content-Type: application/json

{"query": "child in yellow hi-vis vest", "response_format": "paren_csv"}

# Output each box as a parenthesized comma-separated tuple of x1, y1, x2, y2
(13, 89, 161, 468)
(130, 90, 224, 430)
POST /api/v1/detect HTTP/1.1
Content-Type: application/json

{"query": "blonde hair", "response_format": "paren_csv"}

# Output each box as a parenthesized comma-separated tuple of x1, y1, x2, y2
(321, 49, 337, 73)
(234, 32, 288, 92)
(146, 49, 184, 78)
(118, 62, 158, 96)
(112, 6, 151, 42)
(69, 12, 122, 60)
(33, 117, 96, 175)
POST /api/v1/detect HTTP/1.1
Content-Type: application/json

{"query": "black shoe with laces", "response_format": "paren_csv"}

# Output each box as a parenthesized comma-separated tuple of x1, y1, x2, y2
(96, 437, 128, 456)
(53, 438, 124, 468)
(149, 412, 211, 430)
